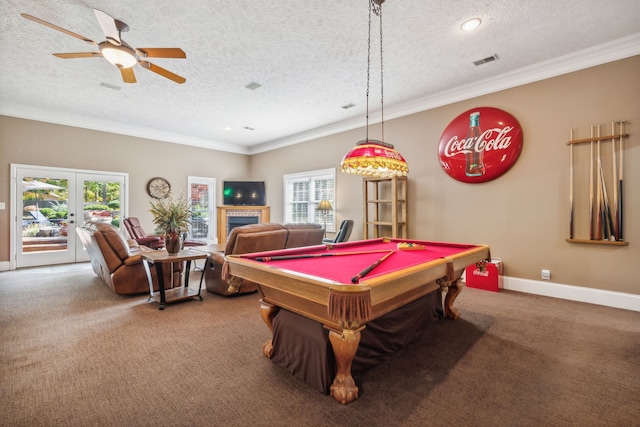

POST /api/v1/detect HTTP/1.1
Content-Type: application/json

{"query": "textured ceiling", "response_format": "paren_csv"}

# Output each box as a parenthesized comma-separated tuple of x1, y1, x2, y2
(1, 0, 639, 154)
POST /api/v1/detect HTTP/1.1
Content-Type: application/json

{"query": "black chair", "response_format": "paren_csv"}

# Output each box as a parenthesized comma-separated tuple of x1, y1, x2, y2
(323, 219, 354, 244)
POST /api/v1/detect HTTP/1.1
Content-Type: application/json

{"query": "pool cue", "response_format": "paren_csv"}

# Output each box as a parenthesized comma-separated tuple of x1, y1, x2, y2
(351, 250, 395, 283)
(596, 124, 602, 240)
(618, 121, 624, 241)
(254, 249, 391, 262)
(611, 121, 619, 240)
(569, 129, 574, 239)
(599, 158, 615, 240)
(589, 126, 595, 240)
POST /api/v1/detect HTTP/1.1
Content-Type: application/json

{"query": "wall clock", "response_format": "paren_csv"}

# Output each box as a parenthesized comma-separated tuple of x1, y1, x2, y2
(147, 177, 171, 199)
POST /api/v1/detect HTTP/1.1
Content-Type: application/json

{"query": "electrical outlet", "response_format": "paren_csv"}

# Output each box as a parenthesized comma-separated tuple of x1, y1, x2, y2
(541, 269, 551, 280)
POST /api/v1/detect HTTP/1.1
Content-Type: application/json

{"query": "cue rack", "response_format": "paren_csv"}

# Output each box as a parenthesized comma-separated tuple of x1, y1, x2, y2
(566, 121, 628, 246)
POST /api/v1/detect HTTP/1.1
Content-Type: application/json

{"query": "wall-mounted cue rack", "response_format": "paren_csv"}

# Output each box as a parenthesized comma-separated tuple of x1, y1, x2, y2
(566, 121, 628, 246)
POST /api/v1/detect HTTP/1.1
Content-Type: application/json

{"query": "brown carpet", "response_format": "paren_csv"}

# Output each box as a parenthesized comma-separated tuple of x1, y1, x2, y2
(1, 263, 639, 427)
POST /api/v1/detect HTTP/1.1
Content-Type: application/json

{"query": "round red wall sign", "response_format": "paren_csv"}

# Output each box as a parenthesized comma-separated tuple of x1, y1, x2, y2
(438, 107, 523, 183)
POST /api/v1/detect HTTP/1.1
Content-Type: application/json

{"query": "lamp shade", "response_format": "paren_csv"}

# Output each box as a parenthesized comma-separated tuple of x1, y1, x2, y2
(340, 139, 408, 178)
(316, 200, 333, 211)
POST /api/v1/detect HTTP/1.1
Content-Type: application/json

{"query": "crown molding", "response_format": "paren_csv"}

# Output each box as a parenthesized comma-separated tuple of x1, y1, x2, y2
(249, 33, 640, 154)
(0, 104, 250, 155)
(3, 34, 638, 156)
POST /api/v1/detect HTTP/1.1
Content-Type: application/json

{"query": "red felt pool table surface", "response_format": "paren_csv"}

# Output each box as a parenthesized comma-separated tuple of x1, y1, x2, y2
(244, 238, 481, 284)
(227, 238, 490, 324)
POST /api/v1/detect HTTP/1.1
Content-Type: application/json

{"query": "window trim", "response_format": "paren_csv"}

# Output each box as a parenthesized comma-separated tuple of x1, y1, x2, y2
(283, 168, 336, 232)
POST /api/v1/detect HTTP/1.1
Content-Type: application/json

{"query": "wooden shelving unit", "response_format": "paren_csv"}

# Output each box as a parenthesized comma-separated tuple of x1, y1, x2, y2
(566, 121, 628, 246)
(363, 176, 407, 239)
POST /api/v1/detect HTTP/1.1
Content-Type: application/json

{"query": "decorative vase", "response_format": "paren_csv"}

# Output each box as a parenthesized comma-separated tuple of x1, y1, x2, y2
(164, 232, 183, 255)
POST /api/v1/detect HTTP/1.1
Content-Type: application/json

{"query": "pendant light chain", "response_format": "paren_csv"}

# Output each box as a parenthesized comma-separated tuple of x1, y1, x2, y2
(366, 0, 373, 142)
(378, 2, 384, 143)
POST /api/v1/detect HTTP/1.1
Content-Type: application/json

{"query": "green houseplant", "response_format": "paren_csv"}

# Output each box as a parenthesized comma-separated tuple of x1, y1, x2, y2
(149, 192, 191, 255)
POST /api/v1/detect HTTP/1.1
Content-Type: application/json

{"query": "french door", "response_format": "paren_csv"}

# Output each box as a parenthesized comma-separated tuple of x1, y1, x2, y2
(12, 165, 127, 268)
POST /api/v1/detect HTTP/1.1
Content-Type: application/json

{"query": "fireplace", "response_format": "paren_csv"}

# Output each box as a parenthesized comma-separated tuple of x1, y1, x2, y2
(217, 205, 270, 244)
(227, 216, 259, 236)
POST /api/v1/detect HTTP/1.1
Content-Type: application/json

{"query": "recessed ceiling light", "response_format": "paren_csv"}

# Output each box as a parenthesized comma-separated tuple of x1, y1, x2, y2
(461, 18, 481, 31)
(224, 126, 232, 131)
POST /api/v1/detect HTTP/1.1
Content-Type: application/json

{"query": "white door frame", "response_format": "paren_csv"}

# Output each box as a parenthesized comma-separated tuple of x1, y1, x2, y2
(10, 164, 128, 270)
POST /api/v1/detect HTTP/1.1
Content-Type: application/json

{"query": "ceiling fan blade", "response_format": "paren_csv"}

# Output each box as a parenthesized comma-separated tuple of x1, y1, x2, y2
(139, 61, 186, 84)
(20, 13, 97, 45)
(93, 9, 121, 45)
(120, 67, 137, 84)
(53, 52, 103, 59)
(135, 48, 186, 59)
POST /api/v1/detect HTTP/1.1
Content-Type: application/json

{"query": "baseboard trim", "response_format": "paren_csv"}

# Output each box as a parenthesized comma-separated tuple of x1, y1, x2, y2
(501, 276, 640, 312)
(0, 261, 10, 272)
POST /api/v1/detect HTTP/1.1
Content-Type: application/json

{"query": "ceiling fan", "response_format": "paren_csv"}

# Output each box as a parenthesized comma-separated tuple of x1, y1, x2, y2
(20, 9, 187, 84)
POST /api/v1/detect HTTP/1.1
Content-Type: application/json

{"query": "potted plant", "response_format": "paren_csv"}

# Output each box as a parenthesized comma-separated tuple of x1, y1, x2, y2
(149, 192, 191, 255)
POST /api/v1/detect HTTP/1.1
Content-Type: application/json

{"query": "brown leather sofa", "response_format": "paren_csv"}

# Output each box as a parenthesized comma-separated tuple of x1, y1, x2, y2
(204, 222, 325, 296)
(76, 221, 182, 295)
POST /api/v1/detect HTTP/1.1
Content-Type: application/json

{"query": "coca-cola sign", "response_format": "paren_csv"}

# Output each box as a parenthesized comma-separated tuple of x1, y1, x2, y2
(438, 107, 523, 183)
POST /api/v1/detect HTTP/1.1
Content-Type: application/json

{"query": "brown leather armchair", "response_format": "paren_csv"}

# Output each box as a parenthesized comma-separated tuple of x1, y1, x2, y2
(123, 216, 206, 249)
(77, 221, 183, 295)
(123, 217, 164, 249)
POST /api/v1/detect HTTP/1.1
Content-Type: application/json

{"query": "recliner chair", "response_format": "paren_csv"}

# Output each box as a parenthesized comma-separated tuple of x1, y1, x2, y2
(322, 219, 354, 244)
(123, 217, 206, 250)
(123, 217, 164, 249)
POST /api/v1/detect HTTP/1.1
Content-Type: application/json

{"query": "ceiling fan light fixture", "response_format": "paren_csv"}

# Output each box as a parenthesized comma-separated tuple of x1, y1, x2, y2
(99, 42, 137, 68)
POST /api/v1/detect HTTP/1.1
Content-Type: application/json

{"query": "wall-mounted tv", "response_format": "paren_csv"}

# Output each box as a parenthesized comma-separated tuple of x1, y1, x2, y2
(223, 181, 266, 206)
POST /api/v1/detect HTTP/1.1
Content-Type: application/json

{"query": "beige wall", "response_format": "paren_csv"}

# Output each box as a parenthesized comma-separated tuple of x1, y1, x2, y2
(1, 56, 638, 295)
(251, 56, 639, 295)
(0, 119, 249, 259)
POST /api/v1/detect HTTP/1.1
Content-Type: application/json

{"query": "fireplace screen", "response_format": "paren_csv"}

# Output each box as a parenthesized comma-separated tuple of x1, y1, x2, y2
(227, 216, 259, 236)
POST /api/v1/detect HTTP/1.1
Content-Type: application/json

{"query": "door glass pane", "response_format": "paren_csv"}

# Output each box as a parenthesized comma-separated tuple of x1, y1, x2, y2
(80, 180, 122, 228)
(21, 177, 69, 253)
(190, 183, 209, 238)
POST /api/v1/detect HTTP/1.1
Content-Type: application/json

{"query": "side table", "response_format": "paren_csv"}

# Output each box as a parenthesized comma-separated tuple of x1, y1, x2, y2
(142, 249, 209, 310)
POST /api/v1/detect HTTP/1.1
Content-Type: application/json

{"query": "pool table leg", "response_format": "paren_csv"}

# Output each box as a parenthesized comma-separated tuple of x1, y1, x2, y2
(259, 300, 280, 358)
(328, 328, 361, 404)
(442, 278, 463, 320)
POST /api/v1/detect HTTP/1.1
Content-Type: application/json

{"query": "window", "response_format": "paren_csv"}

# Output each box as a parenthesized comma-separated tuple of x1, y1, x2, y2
(188, 176, 216, 242)
(284, 168, 336, 232)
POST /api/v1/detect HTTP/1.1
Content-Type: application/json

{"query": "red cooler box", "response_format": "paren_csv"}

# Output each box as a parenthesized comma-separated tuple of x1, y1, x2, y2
(465, 258, 502, 292)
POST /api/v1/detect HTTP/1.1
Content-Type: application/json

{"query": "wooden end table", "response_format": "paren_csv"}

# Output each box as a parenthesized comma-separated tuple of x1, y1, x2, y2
(142, 249, 209, 310)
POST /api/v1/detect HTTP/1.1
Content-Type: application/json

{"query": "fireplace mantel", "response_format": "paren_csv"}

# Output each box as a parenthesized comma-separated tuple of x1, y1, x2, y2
(217, 206, 270, 244)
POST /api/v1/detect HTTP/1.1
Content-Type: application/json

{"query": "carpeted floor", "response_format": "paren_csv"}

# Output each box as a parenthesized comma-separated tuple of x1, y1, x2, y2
(1, 263, 639, 427)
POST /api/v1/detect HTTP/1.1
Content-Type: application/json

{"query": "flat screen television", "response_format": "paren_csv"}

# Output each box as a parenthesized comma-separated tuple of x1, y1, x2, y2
(223, 181, 266, 206)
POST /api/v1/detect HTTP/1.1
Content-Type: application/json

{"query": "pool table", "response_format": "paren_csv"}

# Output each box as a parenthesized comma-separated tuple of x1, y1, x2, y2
(225, 237, 490, 404)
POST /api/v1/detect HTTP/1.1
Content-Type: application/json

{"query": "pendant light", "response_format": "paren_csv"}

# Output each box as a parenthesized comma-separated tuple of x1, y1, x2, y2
(340, 0, 408, 178)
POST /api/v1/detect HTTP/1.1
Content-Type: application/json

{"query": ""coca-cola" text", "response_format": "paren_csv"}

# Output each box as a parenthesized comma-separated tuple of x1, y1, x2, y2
(443, 126, 514, 157)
